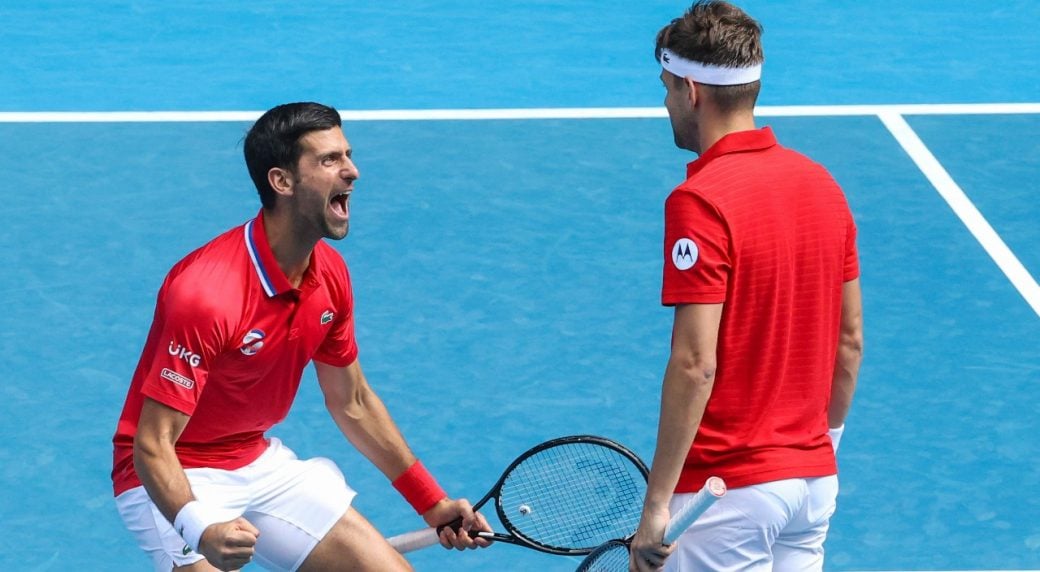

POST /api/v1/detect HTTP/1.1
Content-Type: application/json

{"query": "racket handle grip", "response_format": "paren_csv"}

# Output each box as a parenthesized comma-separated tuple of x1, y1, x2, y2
(388, 518, 485, 553)
(664, 476, 727, 544)
(387, 527, 440, 553)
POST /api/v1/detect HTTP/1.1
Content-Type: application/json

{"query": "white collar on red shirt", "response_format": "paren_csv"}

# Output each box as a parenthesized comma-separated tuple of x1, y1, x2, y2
(243, 211, 294, 298)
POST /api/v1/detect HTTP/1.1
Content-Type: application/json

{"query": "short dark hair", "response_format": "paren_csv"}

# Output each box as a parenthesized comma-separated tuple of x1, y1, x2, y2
(655, 1, 764, 112)
(243, 102, 342, 208)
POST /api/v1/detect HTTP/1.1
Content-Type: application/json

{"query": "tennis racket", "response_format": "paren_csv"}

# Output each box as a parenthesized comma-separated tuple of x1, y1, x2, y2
(387, 435, 649, 555)
(574, 476, 727, 571)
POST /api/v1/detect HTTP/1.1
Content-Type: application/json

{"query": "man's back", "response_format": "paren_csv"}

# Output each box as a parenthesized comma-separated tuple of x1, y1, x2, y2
(635, 6, 862, 569)
(664, 127, 858, 491)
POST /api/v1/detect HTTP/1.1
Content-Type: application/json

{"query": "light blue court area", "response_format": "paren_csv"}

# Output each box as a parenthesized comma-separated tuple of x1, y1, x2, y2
(2, 0, 1039, 571)
(1, 1, 1038, 111)
(907, 114, 1040, 276)
(2, 112, 1039, 571)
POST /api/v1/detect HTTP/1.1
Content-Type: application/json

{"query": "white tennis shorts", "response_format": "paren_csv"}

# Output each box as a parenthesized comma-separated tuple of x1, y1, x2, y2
(115, 438, 356, 572)
(665, 475, 839, 572)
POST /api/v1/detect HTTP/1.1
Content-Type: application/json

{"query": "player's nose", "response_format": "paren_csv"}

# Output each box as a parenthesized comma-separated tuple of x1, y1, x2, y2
(341, 158, 359, 182)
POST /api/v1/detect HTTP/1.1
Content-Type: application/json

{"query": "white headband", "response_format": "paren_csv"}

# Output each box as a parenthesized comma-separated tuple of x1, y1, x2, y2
(659, 48, 761, 86)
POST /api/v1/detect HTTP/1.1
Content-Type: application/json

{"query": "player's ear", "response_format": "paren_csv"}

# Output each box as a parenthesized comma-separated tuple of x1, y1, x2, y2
(267, 167, 294, 198)
(684, 77, 699, 109)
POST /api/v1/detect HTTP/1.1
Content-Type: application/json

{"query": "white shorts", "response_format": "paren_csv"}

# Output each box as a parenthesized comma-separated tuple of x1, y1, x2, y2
(665, 475, 838, 572)
(115, 438, 356, 572)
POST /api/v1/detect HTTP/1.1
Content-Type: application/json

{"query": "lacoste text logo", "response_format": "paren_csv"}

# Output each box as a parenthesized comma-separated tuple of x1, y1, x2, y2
(161, 368, 195, 390)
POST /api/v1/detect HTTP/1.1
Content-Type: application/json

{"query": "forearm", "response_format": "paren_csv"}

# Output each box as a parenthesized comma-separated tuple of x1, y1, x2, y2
(645, 358, 715, 510)
(134, 392, 258, 564)
(328, 383, 415, 479)
(134, 436, 196, 524)
(828, 342, 861, 427)
(829, 279, 864, 428)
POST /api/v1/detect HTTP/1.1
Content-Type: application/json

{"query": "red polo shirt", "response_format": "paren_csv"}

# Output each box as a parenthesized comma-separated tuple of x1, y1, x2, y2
(662, 127, 859, 491)
(112, 211, 358, 495)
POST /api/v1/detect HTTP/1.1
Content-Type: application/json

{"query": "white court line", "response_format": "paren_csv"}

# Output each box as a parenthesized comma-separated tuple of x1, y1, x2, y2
(878, 111, 1040, 319)
(2, 103, 1037, 318)
(0, 102, 1038, 122)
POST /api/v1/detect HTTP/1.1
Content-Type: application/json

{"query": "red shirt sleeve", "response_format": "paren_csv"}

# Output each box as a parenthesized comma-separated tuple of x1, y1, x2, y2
(662, 189, 731, 305)
(843, 215, 860, 281)
(139, 277, 228, 416)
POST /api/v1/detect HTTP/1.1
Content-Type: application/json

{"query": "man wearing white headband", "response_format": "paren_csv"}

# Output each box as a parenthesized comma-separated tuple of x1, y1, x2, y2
(631, 2, 863, 571)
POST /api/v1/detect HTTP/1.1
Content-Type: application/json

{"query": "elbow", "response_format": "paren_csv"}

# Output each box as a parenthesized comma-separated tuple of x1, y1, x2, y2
(132, 438, 147, 467)
(133, 431, 166, 471)
(833, 329, 864, 384)
(670, 354, 717, 389)
(841, 309, 865, 360)
(842, 330, 865, 366)
(326, 386, 368, 422)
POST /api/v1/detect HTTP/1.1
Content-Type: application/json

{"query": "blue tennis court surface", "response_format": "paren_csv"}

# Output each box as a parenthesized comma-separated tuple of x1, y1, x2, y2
(1, 2, 1038, 570)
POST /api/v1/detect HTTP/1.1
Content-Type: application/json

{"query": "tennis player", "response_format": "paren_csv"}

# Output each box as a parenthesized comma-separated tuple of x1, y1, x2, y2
(111, 102, 490, 571)
(630, 2, 864, 571)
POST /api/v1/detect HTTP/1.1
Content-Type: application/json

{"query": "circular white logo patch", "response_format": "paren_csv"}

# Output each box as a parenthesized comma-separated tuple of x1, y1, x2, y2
(240, 328, 266, 356)
(671, 238, 699, 270)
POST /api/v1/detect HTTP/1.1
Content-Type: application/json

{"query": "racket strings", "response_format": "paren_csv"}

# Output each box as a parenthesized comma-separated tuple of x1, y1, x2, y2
(576, 541, 631, 572)
(497, 442, 646, 550)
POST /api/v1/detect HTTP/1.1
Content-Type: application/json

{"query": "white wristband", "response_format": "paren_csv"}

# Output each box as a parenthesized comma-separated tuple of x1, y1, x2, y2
(828, 424, 845, 454)
(174, 501, 223, 552)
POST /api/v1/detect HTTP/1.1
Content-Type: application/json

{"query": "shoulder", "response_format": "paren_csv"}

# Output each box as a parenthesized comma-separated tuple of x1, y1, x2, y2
(761, 143, 841, 188)
(678, 155, 754, 206)
(314, 241, 350, 278)
(772, 147, 851, 208)
(666, 184, 723, 219)
(692, 143, 839, 202)
(313, 241, 354, 299)
(160, 225, 248, 320)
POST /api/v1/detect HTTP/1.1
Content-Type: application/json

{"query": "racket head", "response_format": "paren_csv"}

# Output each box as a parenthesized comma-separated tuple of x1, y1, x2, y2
(490, 435, 649, 555)
(575, 539, 632, 572)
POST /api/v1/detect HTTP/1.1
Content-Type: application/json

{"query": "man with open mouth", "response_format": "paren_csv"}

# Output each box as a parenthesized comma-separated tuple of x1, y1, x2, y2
(111, 102, 491, 572)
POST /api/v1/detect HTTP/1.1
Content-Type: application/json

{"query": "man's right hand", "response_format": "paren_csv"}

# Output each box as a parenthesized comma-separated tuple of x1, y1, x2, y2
(198, 517, 260, 571)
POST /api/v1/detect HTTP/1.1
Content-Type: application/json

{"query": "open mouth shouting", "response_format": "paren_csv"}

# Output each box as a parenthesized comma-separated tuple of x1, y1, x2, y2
(330, 190, 351, 222)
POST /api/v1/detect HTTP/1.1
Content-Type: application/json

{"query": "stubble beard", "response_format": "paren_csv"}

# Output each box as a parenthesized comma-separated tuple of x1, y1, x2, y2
(671, 115, 699, 154)
(325, 220, 349, 241)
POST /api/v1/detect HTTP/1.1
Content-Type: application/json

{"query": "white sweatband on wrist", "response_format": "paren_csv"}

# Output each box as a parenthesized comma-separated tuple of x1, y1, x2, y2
(828, 424, 845, 454)
(659, 48, 762, 85)
(174, 501, 224, 552)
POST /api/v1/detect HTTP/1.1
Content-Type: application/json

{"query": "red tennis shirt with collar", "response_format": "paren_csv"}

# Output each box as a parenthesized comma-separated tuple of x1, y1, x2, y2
(661, 127, 859, 492)
(111, 211, 359, 496)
